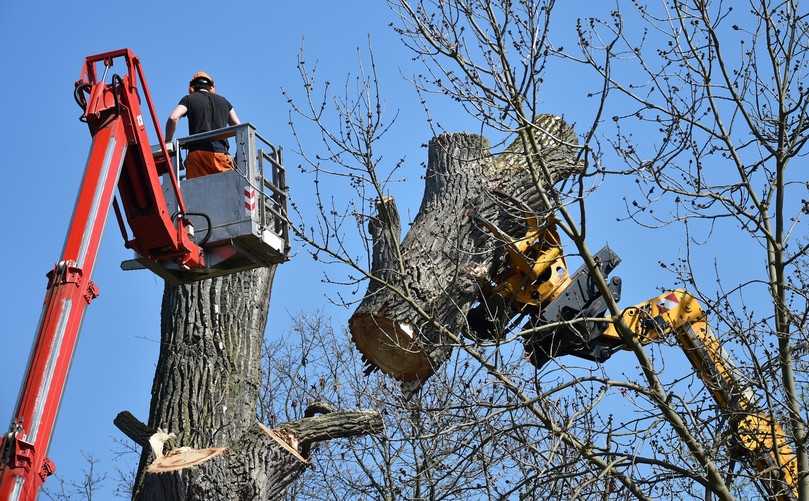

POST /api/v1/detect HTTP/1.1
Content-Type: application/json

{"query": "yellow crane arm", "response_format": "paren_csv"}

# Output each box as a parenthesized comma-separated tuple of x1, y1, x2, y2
(600, 290, 798, 500)
(471, 216, 797, 498)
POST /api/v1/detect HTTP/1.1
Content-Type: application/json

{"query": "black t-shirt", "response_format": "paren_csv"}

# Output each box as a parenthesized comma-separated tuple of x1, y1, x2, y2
(179, 91, 233, 152)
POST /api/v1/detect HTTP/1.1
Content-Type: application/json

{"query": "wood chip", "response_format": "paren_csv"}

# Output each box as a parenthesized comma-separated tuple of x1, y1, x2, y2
(146, 447, 226, 473)
(258, 423, 308, 464)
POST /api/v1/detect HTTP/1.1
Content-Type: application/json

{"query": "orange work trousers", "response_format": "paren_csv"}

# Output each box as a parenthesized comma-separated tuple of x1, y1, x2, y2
(185, 150, 235, 179)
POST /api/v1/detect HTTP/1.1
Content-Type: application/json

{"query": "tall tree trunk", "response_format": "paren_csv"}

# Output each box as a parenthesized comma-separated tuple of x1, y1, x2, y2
(349, 115, 581, 383)
(121, 267, 381, 500)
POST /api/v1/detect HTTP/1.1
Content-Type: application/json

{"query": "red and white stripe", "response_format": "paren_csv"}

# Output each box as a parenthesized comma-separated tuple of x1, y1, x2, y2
(244, 188, 257, 216)
(656, 292, 680, 313)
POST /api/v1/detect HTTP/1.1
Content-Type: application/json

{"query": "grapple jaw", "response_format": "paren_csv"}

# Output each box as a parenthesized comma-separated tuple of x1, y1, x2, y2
(465, 214, 624, 369)
(522, 245, 623, 369)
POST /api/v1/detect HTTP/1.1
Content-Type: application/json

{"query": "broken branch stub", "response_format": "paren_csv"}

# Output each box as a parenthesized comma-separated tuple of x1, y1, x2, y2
(349, 115, 581, 382)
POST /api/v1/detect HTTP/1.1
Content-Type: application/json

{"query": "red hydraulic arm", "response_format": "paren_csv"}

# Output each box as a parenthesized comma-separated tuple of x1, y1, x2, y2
(0, 49, 204, 501)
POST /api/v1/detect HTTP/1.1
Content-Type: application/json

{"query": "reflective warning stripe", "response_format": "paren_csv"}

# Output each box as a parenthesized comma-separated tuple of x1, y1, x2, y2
(657, 292, 680, 313)
(244, 188, 257, 215)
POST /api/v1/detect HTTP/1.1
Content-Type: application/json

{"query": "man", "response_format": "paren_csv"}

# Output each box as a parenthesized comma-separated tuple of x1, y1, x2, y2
(165, 71, 241, 179)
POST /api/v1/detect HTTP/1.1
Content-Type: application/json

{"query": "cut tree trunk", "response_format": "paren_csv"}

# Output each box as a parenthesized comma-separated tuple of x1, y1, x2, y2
(123, 267, 382, 500)
(349, 115, 581, 383)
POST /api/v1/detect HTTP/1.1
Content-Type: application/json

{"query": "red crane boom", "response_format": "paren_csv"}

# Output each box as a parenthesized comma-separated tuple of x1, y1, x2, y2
(0, 48, 205, 501)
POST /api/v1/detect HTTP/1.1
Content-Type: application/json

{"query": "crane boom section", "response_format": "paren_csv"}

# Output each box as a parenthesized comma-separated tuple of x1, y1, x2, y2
(472, 214, 798, 498)
(0, 49, 205, 501)
(79, 50, 203, 268)
(0, 111, 129, 501)
(600, 290, 798, 499)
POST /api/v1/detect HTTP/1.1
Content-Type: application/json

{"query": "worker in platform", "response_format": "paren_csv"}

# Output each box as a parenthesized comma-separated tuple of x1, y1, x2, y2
(165, 71, 241, 179)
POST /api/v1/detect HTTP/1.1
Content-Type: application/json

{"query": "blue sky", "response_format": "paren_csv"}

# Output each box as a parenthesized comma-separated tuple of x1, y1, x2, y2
(0, 1, 766, 497)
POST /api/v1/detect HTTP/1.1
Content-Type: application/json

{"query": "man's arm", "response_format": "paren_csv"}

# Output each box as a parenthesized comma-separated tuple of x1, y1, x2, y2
(228, 108, 241, 126)
(164, 104, 188, 142)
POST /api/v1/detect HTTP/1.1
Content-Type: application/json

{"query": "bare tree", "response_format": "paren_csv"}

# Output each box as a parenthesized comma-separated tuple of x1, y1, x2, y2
(285, 19, 655, 500)
(285, 0, 807, 499)
(571, 0, 809, 498)
(260, 312, 622, 500)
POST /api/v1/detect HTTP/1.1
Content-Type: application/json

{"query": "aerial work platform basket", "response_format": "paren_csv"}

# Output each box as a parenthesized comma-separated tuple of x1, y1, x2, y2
(122, 123, 289, 284)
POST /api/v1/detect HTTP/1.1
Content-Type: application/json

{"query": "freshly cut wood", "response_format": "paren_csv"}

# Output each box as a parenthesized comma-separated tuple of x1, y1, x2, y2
(125, 268, 382, 500)
(349, 115, 581, 382)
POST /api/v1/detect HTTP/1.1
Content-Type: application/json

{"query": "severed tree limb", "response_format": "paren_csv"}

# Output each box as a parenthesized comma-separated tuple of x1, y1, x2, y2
(281, 407, 384, 459)
(349, 115, 580, 383)
(114, 411, 157, 449)
(368, 196, 403, 291)
(117, 403, 382, 500)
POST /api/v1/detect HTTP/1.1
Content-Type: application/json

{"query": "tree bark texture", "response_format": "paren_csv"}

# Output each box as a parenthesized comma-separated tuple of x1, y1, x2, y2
(129, 268, 382, 499)
(349, 115, 581, 382)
